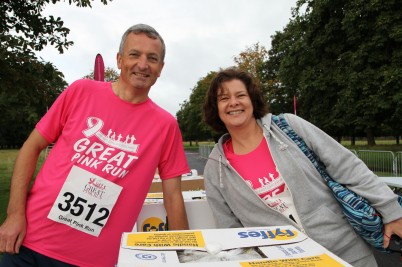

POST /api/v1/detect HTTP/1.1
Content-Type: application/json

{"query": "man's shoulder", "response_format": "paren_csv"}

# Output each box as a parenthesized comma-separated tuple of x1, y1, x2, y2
(147, 99, 176, 121)
(64, 79, 110, 97)
(70, 79, 109, 88)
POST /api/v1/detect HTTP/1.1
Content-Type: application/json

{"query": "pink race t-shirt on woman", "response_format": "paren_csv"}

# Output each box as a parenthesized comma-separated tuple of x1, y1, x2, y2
(224, 137, 301, 225)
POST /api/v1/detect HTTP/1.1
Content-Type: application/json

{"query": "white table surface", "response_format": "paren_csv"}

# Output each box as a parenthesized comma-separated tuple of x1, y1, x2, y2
(379, 177, 402, 189)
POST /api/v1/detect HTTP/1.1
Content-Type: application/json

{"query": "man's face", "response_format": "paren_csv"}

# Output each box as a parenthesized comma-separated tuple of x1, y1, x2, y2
(117, 32, 164, 91)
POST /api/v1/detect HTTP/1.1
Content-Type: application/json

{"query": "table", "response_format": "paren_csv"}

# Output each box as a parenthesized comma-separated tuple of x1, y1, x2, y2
(379, 177, 402, 193)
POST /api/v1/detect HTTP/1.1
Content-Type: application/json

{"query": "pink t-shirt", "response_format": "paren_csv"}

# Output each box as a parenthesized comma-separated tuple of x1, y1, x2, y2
(224, 138, 301, 225)
(23, 79, 189, 267)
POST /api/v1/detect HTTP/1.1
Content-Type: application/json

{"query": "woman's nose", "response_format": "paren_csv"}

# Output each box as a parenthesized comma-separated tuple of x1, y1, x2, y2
(228, 96, 239, 106)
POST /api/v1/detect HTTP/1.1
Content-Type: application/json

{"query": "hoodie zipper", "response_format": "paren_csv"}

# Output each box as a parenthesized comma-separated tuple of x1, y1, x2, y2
(262, 124, 307, 235)
(217, 131, 307, 234)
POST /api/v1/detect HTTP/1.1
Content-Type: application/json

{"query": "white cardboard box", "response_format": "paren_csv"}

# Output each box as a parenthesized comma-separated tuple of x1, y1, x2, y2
(134, 191, 216, 232)
(117, 226, 352, 267)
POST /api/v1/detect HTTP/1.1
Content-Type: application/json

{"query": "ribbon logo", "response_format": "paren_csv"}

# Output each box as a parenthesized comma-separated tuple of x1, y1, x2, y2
(82, 117, 139, 153)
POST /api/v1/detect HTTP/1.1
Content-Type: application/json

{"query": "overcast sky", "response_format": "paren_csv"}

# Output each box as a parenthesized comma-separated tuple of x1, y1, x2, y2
(37, 0, 297, 116)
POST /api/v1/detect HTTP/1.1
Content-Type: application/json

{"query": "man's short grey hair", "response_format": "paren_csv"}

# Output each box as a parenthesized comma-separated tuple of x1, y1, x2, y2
(119, 24, 166, 62)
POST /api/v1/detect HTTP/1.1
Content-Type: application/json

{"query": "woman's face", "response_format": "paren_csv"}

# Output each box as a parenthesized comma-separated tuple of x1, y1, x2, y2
(217, 79, 254, 131)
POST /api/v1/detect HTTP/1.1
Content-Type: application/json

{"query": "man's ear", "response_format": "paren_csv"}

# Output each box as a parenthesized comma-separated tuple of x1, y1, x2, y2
(116, 52, 122, 70)
(157, 62, 165, 77)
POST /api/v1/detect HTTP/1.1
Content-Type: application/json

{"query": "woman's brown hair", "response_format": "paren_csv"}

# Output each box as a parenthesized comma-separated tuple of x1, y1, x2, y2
(203, 67, 269, 133)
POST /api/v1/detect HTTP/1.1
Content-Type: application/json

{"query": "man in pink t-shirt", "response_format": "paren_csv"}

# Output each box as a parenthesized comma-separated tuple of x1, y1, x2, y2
(0, 24, 190, 267)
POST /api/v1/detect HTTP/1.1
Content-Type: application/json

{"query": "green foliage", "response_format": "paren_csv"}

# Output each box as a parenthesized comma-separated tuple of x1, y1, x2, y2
(268, 0, 402, 144)
(82, 66, 120, 82)
(264, 27, 300, 114)
(0, 51, 67, 147)
(0, 0, 111, 147)
(177, 72, 217, 143)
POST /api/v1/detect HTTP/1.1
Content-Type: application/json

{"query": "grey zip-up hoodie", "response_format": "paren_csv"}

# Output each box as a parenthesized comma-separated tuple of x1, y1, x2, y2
(204, 113, 402, 266)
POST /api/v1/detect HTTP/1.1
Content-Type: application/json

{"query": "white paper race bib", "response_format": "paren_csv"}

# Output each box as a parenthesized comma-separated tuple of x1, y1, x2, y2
(48, 165, 122, 236)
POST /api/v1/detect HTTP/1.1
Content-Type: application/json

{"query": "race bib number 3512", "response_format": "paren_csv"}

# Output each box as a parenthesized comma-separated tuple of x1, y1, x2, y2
(48, 165, 122, 237)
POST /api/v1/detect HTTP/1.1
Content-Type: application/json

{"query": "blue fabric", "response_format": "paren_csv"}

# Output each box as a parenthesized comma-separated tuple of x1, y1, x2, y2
(272, 113, 402, 252)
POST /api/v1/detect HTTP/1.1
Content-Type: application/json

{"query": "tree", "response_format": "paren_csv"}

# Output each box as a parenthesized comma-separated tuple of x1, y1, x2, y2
(83, 67, 120, 82)
(264, 26, 301, 114)
(1, 1, 110, 59)
(177, 72, 217, 144)
(234, 43, 268, 82)
(339, 0, 402, 145)
(268, 0, 402, 145)
(0, 0, 112, 147)
(234, 43, 270, 101)
(0, 56, 67, 147)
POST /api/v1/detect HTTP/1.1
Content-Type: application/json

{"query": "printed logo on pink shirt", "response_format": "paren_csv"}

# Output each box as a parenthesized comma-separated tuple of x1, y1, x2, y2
(251, 169, 286, 201)
(71, 117, 139, 178)
(82, 117, 140, 153)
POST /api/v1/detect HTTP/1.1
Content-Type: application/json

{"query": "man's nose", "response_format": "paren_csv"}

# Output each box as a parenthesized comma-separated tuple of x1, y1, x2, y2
(137, 56, 149, 70)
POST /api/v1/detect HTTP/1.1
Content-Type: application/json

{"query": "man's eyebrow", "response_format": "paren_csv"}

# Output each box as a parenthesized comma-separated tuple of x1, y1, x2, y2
(126, 49, 160, 57)
(147, 52, 160, 57)
(126, 49, 139, 54)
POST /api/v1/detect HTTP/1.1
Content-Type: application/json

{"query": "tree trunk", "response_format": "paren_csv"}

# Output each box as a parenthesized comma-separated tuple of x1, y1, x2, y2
(351, 135, 356, 146)
(366, 130, 376, 146)
(397, 135, 400, 145)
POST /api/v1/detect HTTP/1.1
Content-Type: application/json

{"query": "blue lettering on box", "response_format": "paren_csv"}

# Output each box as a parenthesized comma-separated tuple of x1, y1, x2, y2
(237, 228, 296, 239)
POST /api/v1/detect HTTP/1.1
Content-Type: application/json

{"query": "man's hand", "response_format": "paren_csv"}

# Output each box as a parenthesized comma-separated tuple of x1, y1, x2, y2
(0, 213, 27, 254)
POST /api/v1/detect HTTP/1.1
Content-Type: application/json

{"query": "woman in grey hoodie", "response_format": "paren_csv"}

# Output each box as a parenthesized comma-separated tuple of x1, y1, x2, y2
(202, 67, 402, 267)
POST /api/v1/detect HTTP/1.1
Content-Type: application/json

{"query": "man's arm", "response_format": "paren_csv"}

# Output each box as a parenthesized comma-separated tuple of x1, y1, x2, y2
(162, 176, 189, 230)
(0, 129, 49, 254)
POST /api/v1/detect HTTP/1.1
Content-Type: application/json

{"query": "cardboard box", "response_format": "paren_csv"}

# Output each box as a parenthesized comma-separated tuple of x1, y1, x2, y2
(148, 176, 205, 193)
(117, 226, 352, 267)
(149, 172, 205, 193)
(134, 191, 216, 232)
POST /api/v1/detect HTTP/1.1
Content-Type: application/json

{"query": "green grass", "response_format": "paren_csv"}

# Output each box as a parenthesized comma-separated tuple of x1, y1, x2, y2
(0, 150, 18, 224)
(0, 150, 45, 224)
(342, 139, 402, 152)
